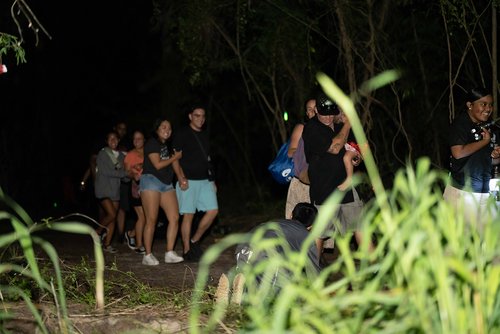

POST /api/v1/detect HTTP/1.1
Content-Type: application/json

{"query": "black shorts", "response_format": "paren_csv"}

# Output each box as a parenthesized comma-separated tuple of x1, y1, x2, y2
(119, 182, 131, 211)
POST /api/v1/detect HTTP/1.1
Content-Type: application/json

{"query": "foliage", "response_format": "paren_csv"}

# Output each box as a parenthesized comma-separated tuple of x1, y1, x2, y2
(189, 74, 500, 333)
(0, 33, 26, 64)
(0, 0, 51, 65)
(0, 190, 105, 333)
(58, 256, 194, 310)
(152, 0, 498, 196)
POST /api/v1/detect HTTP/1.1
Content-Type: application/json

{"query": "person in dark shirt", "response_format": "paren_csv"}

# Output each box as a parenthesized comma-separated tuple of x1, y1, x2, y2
(173, 106, 218, 262)
(140, 118, 184, 266)
(235, 202, 321, 288)
(444, 87, 500, 229)
(302, 92, 366, 252)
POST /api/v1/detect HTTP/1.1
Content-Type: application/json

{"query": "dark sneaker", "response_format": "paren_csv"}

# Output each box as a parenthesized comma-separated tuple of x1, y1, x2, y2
(103, 245, 117, 253)
(183, 249, 201, 262)
(190, 241, 203, 258)
(124, 232, 136, 250)
(99, 231, 107, 244)
(135, 246, 146, 255)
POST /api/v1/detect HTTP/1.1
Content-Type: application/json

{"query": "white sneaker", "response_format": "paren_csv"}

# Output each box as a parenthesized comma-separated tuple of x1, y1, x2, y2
(142, 253, 159, 266)
(164, 251, 184, 263)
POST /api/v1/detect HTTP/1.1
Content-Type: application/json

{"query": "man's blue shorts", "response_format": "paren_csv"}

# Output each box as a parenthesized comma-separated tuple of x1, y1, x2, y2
(176, 179, 218, 214)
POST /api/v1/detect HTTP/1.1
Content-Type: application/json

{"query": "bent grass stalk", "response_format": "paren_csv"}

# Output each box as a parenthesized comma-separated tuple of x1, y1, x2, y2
(0, 189, 106, 332)
(189, 72, 500, 333)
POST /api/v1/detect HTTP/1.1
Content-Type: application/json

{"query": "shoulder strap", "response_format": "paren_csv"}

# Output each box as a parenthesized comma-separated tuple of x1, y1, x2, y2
(192, 131, 210, 162)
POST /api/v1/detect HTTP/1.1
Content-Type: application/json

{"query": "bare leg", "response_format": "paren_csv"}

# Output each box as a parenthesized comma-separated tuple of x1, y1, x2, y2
(99, 199, 119, 247)
(141, 190, 160, 255)
(133, 205, 146, 248)
(354, 231, 375, 253)
(117, 208, 126, 238)
(159, 190, 180, 252)
(181, 213, 195, 253)
(95, 205, 106, 235)
(315, 238, 324, 258)
(191, 209, 218, 242)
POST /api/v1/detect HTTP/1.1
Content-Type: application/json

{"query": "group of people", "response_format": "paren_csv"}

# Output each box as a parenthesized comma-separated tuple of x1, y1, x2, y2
(82, 86, 497, 272)
(286, 92, 367, 258)
(81, 105, 219, 266)
(265, 86, 499, 273)
(242, 91, 369, 275)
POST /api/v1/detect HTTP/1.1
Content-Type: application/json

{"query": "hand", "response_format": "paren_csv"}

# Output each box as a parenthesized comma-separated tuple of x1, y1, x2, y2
(334, 112, 348, 124)
(352, 153, 362, 166)
(492, 146, 500, 159)
(481, 127, 492, 142)
(172, 150, 182, 160)
(179, 178, 189, 190)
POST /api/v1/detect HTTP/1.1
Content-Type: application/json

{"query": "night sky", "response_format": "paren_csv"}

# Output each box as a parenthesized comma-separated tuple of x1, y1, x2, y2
(1, 0, 165, 217)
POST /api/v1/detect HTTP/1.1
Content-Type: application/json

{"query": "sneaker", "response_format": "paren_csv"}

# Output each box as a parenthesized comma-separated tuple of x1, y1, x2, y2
(190, 240, 203, 258)
(135, 246, 146, 255)
(124, 232, 136, 250)
(99, 231, 107, 244)
(183, 249, 201, 262)
(142, 253, 159, 266)
(103, 245, 117, 253)
(164, 251, 184, 263)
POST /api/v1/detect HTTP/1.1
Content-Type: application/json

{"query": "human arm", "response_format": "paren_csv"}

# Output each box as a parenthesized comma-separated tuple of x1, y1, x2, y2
(327, 119, 351, 155)
(80, 153, 97, 190)
(450, 129, 491, 159)
(287, 124, 304, 157)
(124, 154, 142, 181)
(172, 160, 188, 190)
(80, 168, 91, 190)
(147, 150, 182, 171)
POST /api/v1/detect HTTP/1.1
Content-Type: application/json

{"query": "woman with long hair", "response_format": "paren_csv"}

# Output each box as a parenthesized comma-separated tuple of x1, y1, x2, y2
(444, 87, 500, 230)
(94, 131, 129, 253)
(140, 119, 184, 265)
(124, 130, 147, 254)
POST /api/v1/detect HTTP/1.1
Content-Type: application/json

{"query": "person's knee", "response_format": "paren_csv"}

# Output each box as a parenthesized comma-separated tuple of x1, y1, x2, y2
(207, 209, 218, 218)
(106, 211, 118, 221)
(168, 214, 180, 226)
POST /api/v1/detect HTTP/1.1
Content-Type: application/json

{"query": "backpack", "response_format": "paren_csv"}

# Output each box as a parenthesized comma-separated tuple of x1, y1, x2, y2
(268, 140, 294, 184)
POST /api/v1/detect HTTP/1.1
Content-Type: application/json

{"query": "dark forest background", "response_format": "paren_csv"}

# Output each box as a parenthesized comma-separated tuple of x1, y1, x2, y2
(0, 0, 498, 220)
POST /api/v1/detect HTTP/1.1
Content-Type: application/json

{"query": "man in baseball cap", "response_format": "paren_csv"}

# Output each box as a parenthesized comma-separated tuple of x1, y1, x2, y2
(315, 91, 340, 116)
(302, 90, 365, 254)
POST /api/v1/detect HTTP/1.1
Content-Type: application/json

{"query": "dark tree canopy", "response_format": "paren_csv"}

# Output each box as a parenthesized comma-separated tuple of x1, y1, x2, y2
(0, 0, 498, 216)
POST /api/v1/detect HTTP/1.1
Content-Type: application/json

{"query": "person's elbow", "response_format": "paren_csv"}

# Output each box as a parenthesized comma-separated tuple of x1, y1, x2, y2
(328, 147, 342, 154)
(450, 146, 467, 159)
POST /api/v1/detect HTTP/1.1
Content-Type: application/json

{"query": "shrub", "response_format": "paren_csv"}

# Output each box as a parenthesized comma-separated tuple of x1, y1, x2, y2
(190, 72, 500, 333)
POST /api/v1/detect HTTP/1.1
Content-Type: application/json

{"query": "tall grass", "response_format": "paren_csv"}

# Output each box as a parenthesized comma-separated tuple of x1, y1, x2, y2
(190, 72, 500, 333)
(0, 189, 105, 333)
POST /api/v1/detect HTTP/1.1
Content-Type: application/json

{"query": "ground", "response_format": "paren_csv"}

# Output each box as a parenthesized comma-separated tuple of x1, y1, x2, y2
(2, 211, 283, 333)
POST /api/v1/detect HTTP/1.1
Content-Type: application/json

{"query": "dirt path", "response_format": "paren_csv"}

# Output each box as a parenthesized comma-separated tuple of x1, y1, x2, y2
(4, 213, 279, 333)
(39, 212, 281, 290)
(44, 230, 236, 291)
(5, 209, 343, 333)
